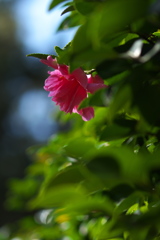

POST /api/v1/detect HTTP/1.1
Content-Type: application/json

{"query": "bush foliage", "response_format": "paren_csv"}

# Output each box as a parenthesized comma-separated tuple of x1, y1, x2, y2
(5, 0, 160, 239)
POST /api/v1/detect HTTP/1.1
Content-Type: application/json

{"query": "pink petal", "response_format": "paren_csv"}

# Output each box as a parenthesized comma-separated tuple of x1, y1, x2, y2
(87, 83, 107, 94)
(71, 68, 88, 89)
(57, 82, 87, 113)
(44, 70, 87, 113)
(73, 107, 94, 121)
(41, 58, 104, 121)
(68, 85, 87, 112)
(87, 74, 107, 93)
(40, 56, 58, 69)
(58, 64, 69, 76)
(87, 74, 104, 84)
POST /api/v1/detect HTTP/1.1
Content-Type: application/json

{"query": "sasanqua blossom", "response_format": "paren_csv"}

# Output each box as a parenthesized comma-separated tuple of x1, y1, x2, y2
(41, 56, 106, 121)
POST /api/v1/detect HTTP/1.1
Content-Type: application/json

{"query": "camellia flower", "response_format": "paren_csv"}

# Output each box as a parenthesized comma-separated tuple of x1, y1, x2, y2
(41, 56, 106, 121)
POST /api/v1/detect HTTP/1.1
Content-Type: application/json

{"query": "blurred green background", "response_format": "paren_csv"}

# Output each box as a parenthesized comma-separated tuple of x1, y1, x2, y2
(0, 0, 75, 227)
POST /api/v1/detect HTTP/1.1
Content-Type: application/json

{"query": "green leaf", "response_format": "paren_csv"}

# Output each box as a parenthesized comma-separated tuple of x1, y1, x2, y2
(69, 22, 119, 71)
(71, 23, 90, 56)
(61, 5, 75, 15)
(74, 0, 99, 15)
(96, 58, 131, 79)
(153, 32, 160, 37)
(114, 191, 145, 216)
(99, 71, 130, 86)
(70, 28, 139, 71)
(86, 146, 149, 188)
(55, 42, 71, 64)
(49, 0, 69, 10)
(9, 178, 40, 198)
(88, 0, 149, 48)
(57, 11, 84, 30)
(64, 137, 96, 158)
(99, 119, 136, 142)
(87, 154, 120, 180)
(70, 44, 118, 71)
(26, 53, 56, 59)
(79, 89, 108, 110)
(106, 183, 134, 202)
(46, 165, 86, 188)
(107, 83, 132, 121)
(130, 68, 160, 125)
(83, 107, 109, 138)
(29, 185, 86, 208)
(54, 46, 63, 56)
(100, 124, 133, 142)
(86, 210, 125, 239)
(66, 194, 115, 217)
(96, 39, 143, 79)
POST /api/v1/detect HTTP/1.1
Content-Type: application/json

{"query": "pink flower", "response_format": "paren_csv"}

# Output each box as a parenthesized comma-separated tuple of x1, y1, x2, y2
(41, 56, 106, 121)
